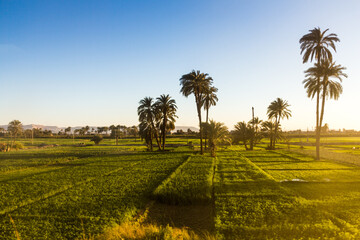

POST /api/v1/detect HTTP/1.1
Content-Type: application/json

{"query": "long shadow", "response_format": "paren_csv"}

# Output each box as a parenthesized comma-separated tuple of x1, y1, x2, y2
(245, 155, 291, 159)
(217, 170, 252, 174)
(267, 168, 354, 171)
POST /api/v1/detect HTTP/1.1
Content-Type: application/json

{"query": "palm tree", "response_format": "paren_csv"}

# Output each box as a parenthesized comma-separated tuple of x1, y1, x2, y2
(7, 120, 23, 145)
(139, 121, 153, 151)
(137, 97, 161, 150)
(180, 70, 213, 154)
(64, 127, 71, 135)
(262, 120, 281, 149)
(203, 120, 229, 157)
(233, 121, 252, 150)
(202, 86, 218, 150)
(318, 61, 347, 131)
(267, 98, 291, 149)
(248, 117, 263, 148)
(300, 28, 339, 64)
(155, 94, 178, 151)
(304, 60, 347, 134)
(300, 27, 340, 160)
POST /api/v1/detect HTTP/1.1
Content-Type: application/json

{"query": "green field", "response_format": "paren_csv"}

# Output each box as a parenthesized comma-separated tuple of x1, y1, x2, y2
(2, 138, 360, 239)
(0, 142, 189, 239)
(215, 149, 360, 239)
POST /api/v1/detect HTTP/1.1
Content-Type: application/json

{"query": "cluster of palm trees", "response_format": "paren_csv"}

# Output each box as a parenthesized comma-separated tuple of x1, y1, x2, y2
(179, 70, 218, 154)
(137, 94, 177, 151)
(300, 27, 347, 160)
(234, 98, 291, 150)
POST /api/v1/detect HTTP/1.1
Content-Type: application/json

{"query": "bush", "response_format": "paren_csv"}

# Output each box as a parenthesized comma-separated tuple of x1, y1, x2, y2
(12, 142, 24, 150)
(0, 143, 9, 152)
(0, 142, 23, 152)
(90, 135, 103, 145)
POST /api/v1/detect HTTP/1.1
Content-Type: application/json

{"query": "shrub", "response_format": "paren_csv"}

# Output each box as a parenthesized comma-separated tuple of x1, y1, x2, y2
(0, 143, 8, 152)
(90, 135, 103, 145)
(0, 142, 23, 152)
(12, 142, 24, 150)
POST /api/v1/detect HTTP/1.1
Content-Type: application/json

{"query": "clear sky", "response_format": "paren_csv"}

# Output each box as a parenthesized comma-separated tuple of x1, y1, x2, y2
(1, 0, 359, 130)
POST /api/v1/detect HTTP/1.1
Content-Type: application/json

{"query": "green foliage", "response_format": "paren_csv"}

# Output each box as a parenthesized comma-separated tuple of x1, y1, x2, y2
(90, 135, 103, 145)
(203, 120, 230, 157)
(215, 150, 360, 239)
(0, 142, 23, 152)
(0, 145, 188, 239)
(153, 155, 215, 205)
(7, 120, 23, 142)
(179, 70, 215, 154)
(0, 143, 10, 152)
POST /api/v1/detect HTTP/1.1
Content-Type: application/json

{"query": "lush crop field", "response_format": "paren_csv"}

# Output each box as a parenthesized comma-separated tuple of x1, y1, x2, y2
(0, 144, 189, 239)
(0, 137, 197, 148)
(286, 136, 360, 144)
(153, 155, 215, 205)
(214, 149, 360, 239)
(4, 137, 360, 239)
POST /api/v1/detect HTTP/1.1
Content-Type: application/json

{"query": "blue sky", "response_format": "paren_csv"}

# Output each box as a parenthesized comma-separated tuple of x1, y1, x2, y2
(1, 0, 360, 130)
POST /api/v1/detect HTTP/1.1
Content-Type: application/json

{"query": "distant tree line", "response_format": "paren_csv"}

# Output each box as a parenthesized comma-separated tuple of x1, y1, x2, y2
(0, 120, 139, 140)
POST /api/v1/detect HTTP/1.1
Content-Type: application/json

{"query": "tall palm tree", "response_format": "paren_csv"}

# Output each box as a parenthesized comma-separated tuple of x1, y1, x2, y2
(180, 70, 213, 154)
(155, 94, 178, 151)
(137, 97, 161, 150)
(267, 98, 291, 149)
(202, 86, 218, 150)
(203, 120, 230, 157)
(300, 27, 340, 160)
(300, 28, 339, 64)
(318, 61, 347, 130)
(304, 60, 347, 128)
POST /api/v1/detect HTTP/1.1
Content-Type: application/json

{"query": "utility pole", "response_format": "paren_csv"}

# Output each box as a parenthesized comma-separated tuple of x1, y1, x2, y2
(307, 127, 309, 142)
(252, 107, 255, 128)
(31, 128, 34, 145)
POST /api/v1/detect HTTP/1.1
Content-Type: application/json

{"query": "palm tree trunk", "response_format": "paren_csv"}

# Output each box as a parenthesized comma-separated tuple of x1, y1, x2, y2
(197, 102, 203, 154)
(151, 122, 162, 150)
(319, 84, 327, 134)
(205, 108, 209, 150)
(162, 113, 166, 151)
(315, 90, 320, 160)
(243, 140, 248, 150)
(149, 131, 153, 151)
(274, 119, 281, 150)
(272, 116, 278, 150)
(315, 56, 321, 161)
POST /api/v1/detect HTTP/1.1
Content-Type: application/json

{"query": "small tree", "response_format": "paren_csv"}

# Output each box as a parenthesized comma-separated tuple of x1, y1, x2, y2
(91, 135, 103, 145)
(233, 121, 253, 150)
(8, 120, 23, 146)
(203, 120, 230, 157)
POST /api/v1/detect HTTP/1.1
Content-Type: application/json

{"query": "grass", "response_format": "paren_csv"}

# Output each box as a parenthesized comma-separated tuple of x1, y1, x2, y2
(4, 137, 360, 239)
(153, 155, 215, 205)
(0, 142, 189, 239)
(214, 149, 360, 239)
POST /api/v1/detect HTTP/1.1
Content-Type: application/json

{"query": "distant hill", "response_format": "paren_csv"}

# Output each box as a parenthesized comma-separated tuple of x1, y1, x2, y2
(172, 126, 199, 133)
(0, 124, 92, 133)
(0, 124, 64, 133)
